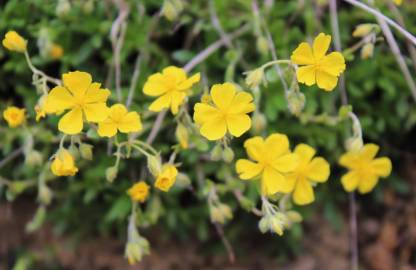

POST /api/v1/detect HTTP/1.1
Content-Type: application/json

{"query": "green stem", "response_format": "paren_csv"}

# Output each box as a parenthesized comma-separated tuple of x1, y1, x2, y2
(260, 59, 292, 70)
(24, 50, 61, 86)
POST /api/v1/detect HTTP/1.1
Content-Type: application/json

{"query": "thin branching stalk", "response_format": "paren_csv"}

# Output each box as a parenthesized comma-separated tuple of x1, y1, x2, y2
(342, 0, 416, 45)
(0, 146, 24, 170)
(126, 54, 142, 109)
(209, 0, 233, 48)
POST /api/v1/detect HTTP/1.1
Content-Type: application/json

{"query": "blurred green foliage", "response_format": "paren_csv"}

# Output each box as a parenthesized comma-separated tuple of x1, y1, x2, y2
(1, 0, 416, 266)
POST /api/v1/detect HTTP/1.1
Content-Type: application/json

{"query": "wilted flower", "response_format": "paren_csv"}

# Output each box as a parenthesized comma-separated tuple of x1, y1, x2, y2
(51, 149, 78, 176)
(3, 106, 26, 127)
(2, 31, 27, 52)
(154, 164, 178, 192)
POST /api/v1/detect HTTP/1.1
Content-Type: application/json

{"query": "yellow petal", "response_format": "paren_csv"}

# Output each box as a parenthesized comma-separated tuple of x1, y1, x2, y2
(44, 86, 75, 113)
(293, 177, 315, 205)
(193, 103, 220, 124)
(162, 66, 187, 82)
(58, 108, 83, 134)
(97, 120, 118, 137)
(357, 174, 379, 194)
(281, 174, 297, 193)
(226, 114, 251, 137)
(291, 42, 314, 65)
(271, 153, 298, 173)
(170, 91, 186, 115)
(109, 104, 128, 120)
(143, 73, 168, 96)
(211, 83, 236, 110)
(243, 137, 265, 162)
(294, 143, 316, 165)
(228, 91, 255, 114)
(265, 133, 290, 159)
(296, 65, 316, 86)
(320, 52, 346, 76)
(371, 157, 392, 178)
(118, 112, 142, 133)
(261, 167, 285, 196)
(62, 71, 92, 97)
(148, 93, 171, 112)
(199, 117, 227, 140)
(177, 72, 200, 90)
(313, 33, 331, 60)
(316, 70, 338, 91)
(360, 144, 379, 161)
(341, 171, 359, 192)
(84, 83, 111, 103)
(306, 157, 330, 183)
(83, 103, 110, 122)
(236, 159, 263, 179)
(339, 152, 358, 169)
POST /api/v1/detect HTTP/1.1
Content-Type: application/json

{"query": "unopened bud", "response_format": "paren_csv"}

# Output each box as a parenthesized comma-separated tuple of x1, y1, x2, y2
(147, 155, 162, 176)
(56, 0, 71, 18)
(38, 184, 53, 205)
(210, 144, 222, 161)
(345, 137, 363, 152)
(287, 91, 305, 116)
(162, 0, 183, 21)
(245, 68, 264, 89)
(106, 166, 118, 183)
(222, 147, 234, 163)
(256, 36, 269, 56)
(352, 24, 374, 38)
(251, 112, 267, 133)
(79, 143, 93, 160)
(361, 43, 374, 59)
(25, 150, 43, 167)
(175, 124, 189, 149)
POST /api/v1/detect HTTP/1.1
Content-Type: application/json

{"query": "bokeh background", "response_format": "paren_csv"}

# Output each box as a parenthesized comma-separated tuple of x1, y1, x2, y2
(1, 0, 416, 269)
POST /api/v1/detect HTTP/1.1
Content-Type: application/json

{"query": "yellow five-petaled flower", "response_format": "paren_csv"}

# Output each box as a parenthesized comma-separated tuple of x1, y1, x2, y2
(284, 144, 330, 205)
(2, 31, 27, 53)
(236, 133, 298, 196)
(339, 144, 392, 194)
(143, 66, 200, 115)
(154, 164, 178, 192)
(127, 181, 150, 203)
(193, 83, 255, 141)
(291, 33, 346, 91)
(44, 71, 111, 135)
(97, 104, 142, 137)
(51, 149, 79, 177)
(3, 106, 26, 127)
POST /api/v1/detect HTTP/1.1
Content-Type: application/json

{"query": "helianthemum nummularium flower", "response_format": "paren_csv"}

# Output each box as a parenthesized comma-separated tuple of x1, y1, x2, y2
(284, 144, 330, 205)
(51, 149, 78, 176)
(339, 144, 392, 194)
(236, 134, 298, 196)
(2, 31, 27, 52)
(193, 83, 255, 140)
(154, 164, 178, 192)
(291, 33, 346, 91)
(44, 71, 111, 135)
(97, 104, 142, 137)
(3, 106, 26, 127)
(127, 181, 150, 203)
(143, 66, 200, 114)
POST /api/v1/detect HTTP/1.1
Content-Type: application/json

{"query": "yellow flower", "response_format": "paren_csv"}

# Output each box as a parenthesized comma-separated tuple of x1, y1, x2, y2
(143, 66, 200, 114)
(236, 134, 298, 196)
(2, 31, 27, 52)
(51, 149, 78, 176)
(291, 33, 346, 91)
(154, 164, 178, 192)
(3, 106, 26, 127)
(394, 0, 402, 5)
(193, 83, 255, 140)
(49, 43, 64, 59)
(284, 144, 330, 205)
(97, 104, 142, 137)
(44, 71, 111, 135)
(339, 144, 392, 194)
(127, 181, 150, 203)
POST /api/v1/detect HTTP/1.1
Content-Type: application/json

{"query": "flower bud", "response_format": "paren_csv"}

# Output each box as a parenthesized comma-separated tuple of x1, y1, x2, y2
(106, 166, 118, 183)
(56, 0, 71, 18)
(287, 91, 306, 116)
(38, 184, 53, 205)
(361, 43, 374, 59)
(26, 206, 46, 233)
(2, 31, 27, 53)
(256, 36, 269, 56)
(210, 144, 222, 161)
(286, 210, 303, 224)
(125, 242, 143, 265)
(345, 137, 363, 153)
(162, 0, 184, 21)
(147, 155, 162, 177)
(251, 112, 267, 133)
(25, 150, 43, 167)
(245, 68, 264, 89)
(175, 124, 189, 149)
(258, 217, 270, 234)
(79, 143, 93, 160)
(222, 146, 234, 163)
(352, 24, 374, 38)
(175, 172, 191, 187)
